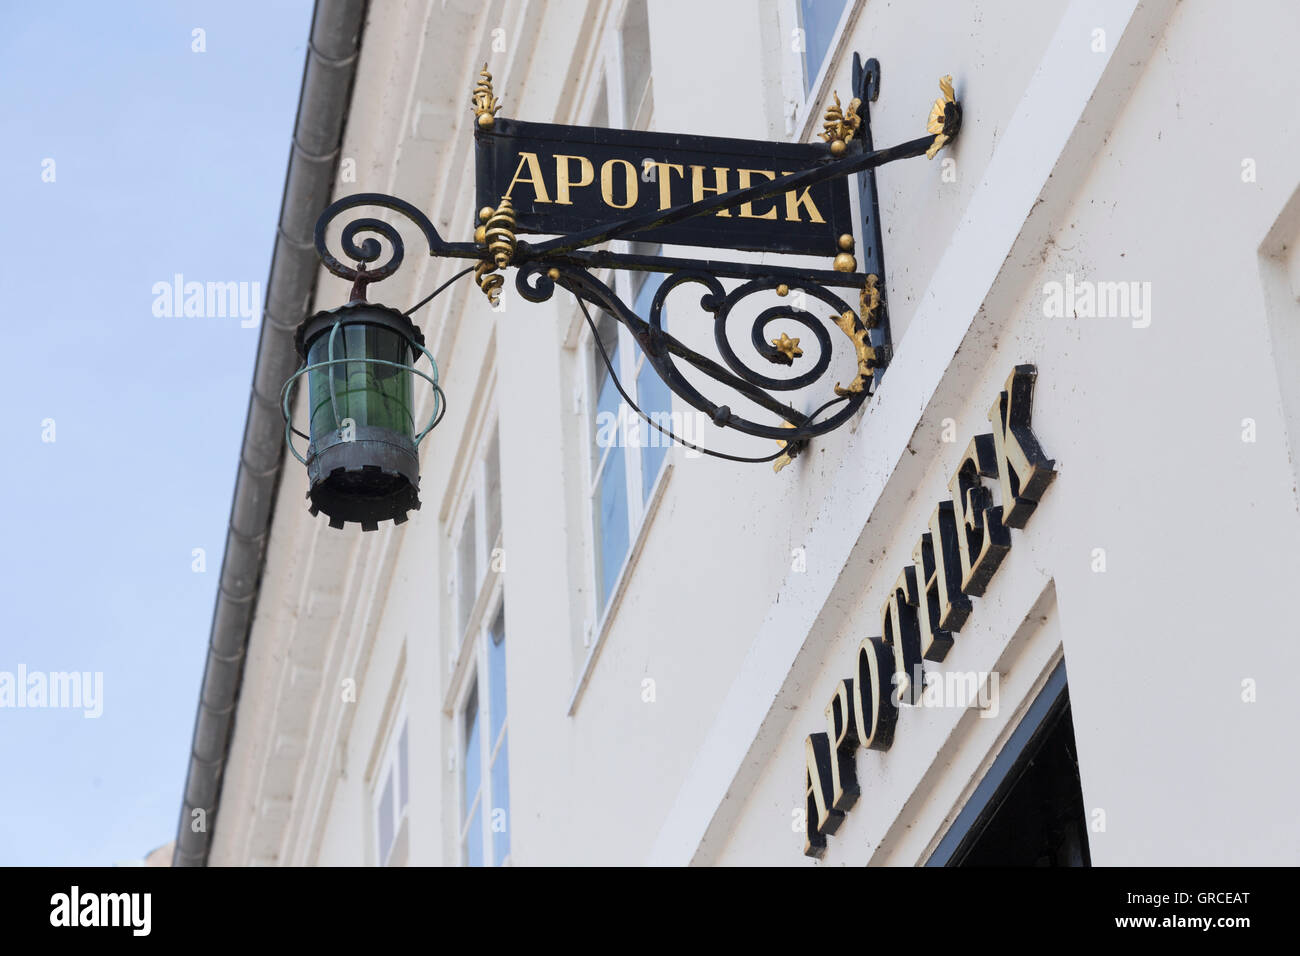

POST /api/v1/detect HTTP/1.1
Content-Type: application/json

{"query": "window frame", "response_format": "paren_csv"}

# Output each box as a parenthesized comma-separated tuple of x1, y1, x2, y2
(453, 589, 511, 867)
(578, 263, 674, 635)
(449, 414, 504, 657)
(371, 701, 409, 867)
(779, 0, 856, 140)
(617, 0, 654, 130)
(569, 8, 674, 637)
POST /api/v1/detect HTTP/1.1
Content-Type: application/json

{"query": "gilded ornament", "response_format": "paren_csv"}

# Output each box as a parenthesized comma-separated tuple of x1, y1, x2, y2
(772, 332, 803, 361)
(860, 274, 881, 329)
(471, 64, 502, 130)
(832, 308, 876, 397)
(819, 91, 862, 154)
(926, 75, 958, 160)
(474, 196, 517, 306)
(773, 422, 798, 474)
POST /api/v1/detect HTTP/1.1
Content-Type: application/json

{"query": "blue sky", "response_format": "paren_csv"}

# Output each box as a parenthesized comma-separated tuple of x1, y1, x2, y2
(0, 1, 313, 865)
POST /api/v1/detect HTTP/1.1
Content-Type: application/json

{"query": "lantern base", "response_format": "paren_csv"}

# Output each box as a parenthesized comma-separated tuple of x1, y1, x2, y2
(305, 426, 421, 531)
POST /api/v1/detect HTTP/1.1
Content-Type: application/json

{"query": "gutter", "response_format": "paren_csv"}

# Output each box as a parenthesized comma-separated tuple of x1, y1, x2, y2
(173, 0, 367, 867)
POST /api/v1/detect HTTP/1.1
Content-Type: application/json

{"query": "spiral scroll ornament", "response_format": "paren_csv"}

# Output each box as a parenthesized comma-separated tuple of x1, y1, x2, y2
(312, 192, 461, 291)
(514, 261, 878, 458)
(473, 198, 517, 307)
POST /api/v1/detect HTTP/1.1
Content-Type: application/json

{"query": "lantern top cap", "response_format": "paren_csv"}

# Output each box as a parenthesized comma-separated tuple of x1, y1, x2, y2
(293, 300, 427, 360)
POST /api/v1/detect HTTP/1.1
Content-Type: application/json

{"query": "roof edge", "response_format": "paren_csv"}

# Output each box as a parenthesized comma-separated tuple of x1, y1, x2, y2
(172, 0, 369, 867)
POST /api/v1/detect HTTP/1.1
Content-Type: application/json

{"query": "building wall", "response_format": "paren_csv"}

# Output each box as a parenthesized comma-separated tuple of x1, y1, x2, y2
(209, 0, 1300, 866)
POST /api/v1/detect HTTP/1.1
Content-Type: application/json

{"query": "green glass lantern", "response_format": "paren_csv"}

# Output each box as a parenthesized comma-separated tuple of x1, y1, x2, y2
(282, 299, 444, 530)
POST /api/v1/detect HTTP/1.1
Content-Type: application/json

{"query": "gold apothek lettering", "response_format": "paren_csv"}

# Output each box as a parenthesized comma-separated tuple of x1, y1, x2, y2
(504, 150, 826, 223)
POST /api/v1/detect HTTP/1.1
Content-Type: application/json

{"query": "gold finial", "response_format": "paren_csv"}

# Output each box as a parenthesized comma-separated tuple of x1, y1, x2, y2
(831, 307, 877, 397)
(776, 283, 790, 297)
(474, 196, 517, 306)
(471, 63, 502, 129)
(772, 332, 803, 361)
(926, 75, 957, 159)
(485, 197, 516, 268)
(819, 91, 862, 156)
(475, 259, 503, 306)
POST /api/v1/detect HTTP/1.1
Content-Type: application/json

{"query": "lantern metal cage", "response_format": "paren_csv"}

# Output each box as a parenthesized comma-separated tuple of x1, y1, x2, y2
(281, 299, 445, 530)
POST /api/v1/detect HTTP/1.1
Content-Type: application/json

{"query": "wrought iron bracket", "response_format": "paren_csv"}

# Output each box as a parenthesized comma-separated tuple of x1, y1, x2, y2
(310, 57, 962, 468)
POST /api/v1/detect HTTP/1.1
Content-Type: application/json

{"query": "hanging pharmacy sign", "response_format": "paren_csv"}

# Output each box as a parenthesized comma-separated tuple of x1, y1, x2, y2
(285, 56, 963, 529)
(474, 118, 855, 256)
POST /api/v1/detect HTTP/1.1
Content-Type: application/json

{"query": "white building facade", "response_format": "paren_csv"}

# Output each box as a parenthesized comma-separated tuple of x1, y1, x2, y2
(183, 0, 1300, 866)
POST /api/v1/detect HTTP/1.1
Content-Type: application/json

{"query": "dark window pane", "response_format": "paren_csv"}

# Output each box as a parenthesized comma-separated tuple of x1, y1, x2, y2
(955, 700, 1091, 867)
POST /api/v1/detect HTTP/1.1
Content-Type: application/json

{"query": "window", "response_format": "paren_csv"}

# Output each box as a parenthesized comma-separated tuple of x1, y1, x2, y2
(374, 713, 409, 866)
(455, 507, 477, 638)
(590, 311, 632, 612)
(591, 80, 609, 129)
(448, 419, 510, 866)
(632, 271, 672, 493)
(571, 2, 672, 644)
(586, 0, 652, 134)
(459, 606, 510, 866)
(927, 661, 1090, 867)
(583, 264, 671, 618)
(796, 0, 849, 94)
(620, 0, 653, 128)
(452, 425, 502, 644)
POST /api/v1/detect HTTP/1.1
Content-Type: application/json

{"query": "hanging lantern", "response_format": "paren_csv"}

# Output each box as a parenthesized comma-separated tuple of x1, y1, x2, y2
(282, 296, 444, 530)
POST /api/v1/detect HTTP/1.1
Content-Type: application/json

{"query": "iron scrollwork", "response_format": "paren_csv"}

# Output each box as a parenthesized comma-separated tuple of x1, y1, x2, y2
(514, 262, 873, 447)
(308, 57, 961, 469)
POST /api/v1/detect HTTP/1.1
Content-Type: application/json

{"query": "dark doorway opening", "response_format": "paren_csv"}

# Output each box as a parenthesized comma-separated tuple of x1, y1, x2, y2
(927, 660, 1090, 867)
